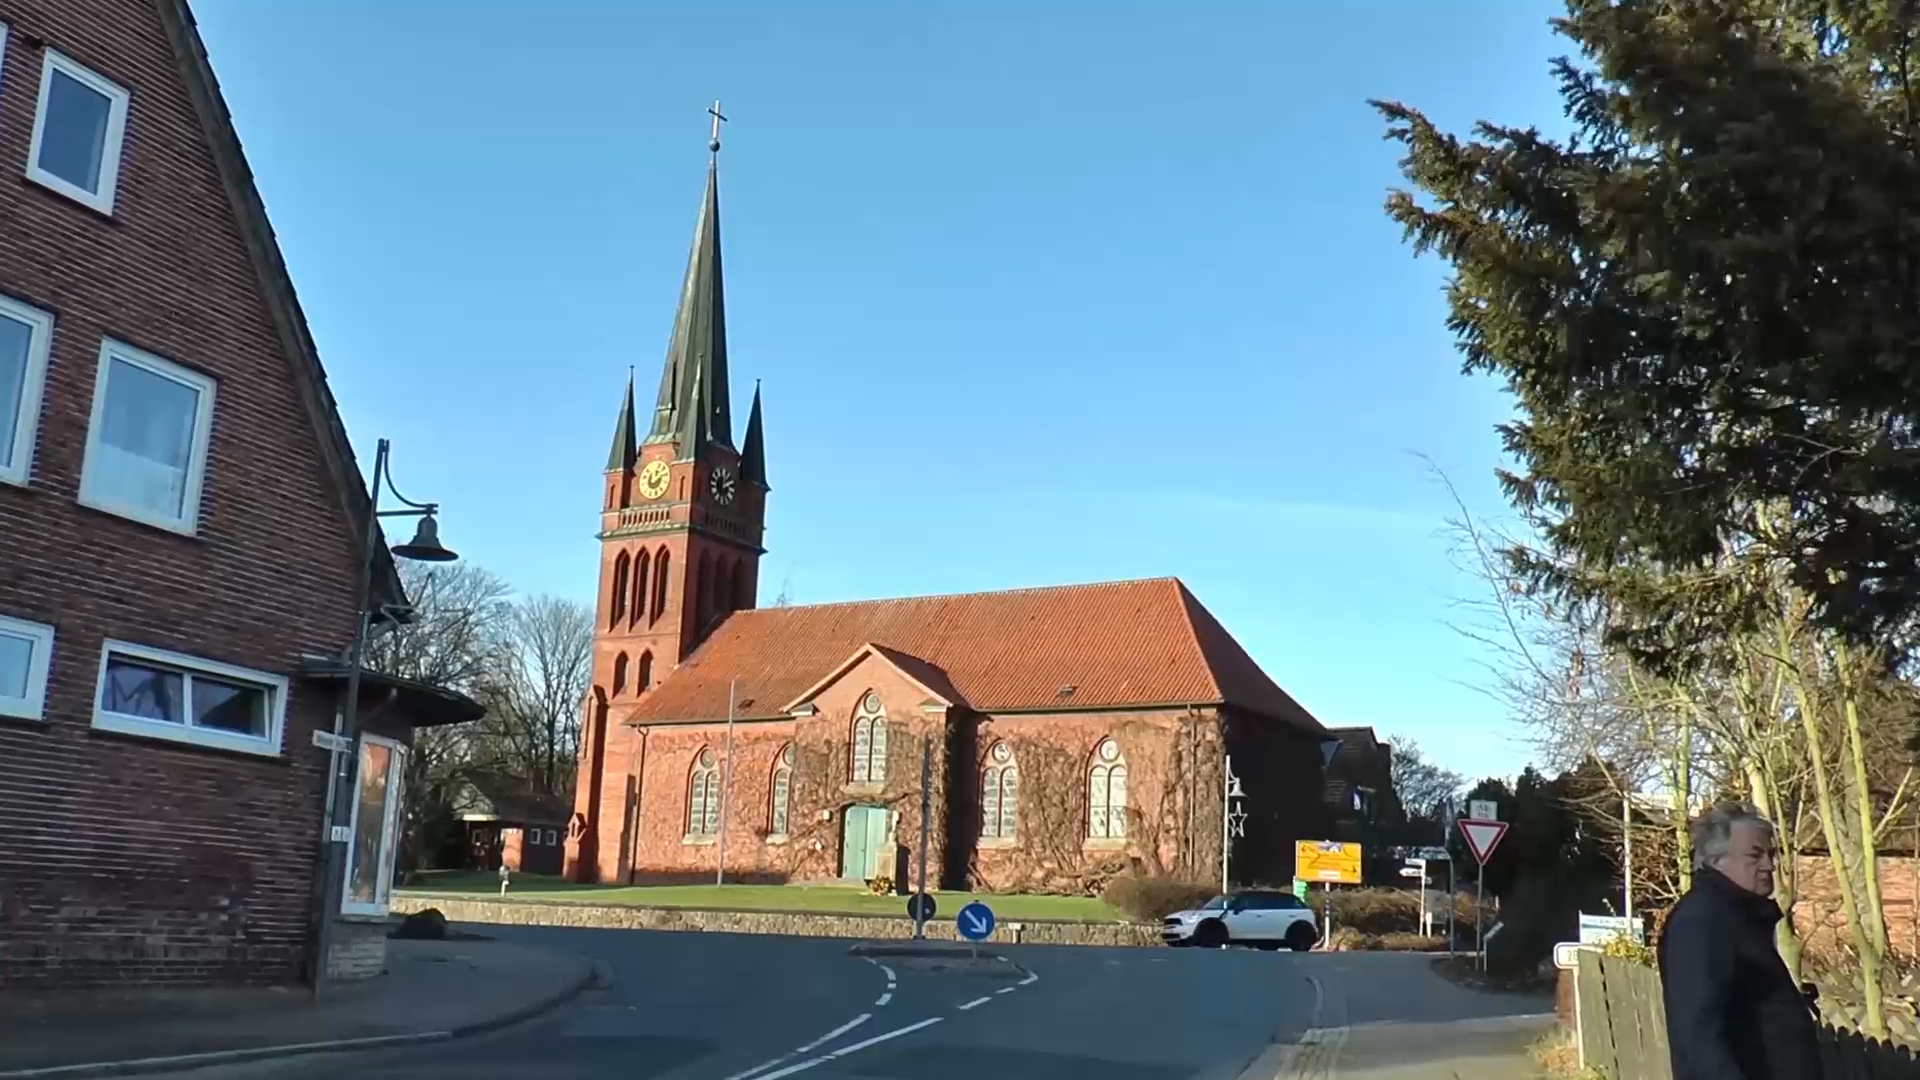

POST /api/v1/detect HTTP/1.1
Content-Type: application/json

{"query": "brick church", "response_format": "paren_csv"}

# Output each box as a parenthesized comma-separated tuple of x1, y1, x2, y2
(563, 131, 1336, 895)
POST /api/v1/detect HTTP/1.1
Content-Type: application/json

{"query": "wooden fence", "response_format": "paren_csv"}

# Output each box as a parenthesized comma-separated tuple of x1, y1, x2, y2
(1574, 950, 1920, 1078)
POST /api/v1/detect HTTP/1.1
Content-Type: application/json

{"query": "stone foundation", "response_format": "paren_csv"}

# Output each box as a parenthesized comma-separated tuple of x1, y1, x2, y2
(390, 896, 1159, 948)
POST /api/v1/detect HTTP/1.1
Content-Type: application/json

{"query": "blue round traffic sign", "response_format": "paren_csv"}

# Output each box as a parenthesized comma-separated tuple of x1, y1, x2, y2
(956, 901, 996, 942)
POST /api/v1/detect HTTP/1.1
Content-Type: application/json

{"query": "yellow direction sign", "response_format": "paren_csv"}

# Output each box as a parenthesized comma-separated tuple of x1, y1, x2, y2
(1294, 839, 1363, 884)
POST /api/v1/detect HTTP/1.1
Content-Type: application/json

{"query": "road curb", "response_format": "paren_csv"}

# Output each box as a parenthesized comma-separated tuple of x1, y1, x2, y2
(0, 959, 607, 1080)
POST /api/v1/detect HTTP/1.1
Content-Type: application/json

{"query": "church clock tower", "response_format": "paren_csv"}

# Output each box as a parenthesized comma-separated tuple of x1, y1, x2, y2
(568, 104, 768, 882)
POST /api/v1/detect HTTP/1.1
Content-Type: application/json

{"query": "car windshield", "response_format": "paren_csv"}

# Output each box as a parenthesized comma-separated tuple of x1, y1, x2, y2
(1199, 895, 1230, 910)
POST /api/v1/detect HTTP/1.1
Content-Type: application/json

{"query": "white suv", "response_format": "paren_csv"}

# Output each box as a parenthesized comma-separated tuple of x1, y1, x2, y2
(1161, 891, 1318, 951)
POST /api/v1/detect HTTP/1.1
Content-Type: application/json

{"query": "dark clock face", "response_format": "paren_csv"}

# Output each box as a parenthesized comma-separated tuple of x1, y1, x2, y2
(709, 467, 737, 506)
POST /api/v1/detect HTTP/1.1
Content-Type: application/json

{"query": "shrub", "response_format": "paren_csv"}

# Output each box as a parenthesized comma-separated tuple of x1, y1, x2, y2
(1101, 875, 1218, 922)
(866, 875, 894, 896)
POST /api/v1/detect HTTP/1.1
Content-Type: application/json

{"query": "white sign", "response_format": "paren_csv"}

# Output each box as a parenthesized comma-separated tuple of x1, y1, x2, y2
(1398, 867, 1425, 879)
(312, 729, 352, 753)
(1578, 913, 1646, 946)
(1459, 819, 1509, 865)
(1423, 890, 1452, 917)
(329, 824, 352, 843)
(1553, 942, 1591, 970)
(1469, 800, 1499, 822)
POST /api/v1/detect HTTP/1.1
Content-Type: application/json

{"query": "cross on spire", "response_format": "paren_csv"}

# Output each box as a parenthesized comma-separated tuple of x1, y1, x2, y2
(708, 100, 727, 155)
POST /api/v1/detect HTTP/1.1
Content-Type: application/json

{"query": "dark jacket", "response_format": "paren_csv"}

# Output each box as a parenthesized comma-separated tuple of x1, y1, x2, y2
(1657, 867, 1821, 1080)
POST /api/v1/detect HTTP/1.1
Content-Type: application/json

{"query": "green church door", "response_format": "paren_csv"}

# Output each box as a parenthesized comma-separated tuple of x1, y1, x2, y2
(841, 805, 888, 880)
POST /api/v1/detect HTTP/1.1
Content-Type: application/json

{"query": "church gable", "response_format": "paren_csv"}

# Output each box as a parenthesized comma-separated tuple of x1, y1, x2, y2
(781, 643, 963, 715)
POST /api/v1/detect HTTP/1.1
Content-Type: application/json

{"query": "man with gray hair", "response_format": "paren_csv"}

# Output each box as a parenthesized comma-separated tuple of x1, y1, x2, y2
(1658, 802, 1819, 1080)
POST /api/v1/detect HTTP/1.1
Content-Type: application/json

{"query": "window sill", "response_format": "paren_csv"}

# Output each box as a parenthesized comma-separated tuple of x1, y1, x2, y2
(682, 834, 717, 846)
(843, 782, 886, 798)
(978, 836, 1019, 850)
(336, 907, 391, 923)
(766, 834, 791, 846)
(91, 710, 282, 759)
(1082, 838, 1127, 852)
(76, 490, 200, 538)
(23, 170, 118, 221)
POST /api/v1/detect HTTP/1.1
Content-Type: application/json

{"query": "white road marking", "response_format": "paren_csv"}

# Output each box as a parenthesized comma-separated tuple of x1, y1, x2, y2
(958, 996, 992, 1011)
(752, 1017, 945, 1080)
(875, 991, 893, 1007)
(724, 1014, 871, 1080)
(995, 986, 1017, 995)
(1018, 970, 1039, 986)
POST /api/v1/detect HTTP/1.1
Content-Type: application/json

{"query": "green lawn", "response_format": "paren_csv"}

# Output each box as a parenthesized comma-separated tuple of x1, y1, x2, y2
(399, 870, 1123, 922)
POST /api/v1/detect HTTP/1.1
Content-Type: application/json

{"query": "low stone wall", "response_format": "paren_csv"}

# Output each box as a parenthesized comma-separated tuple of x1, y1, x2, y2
(391, 895, 1160, 948)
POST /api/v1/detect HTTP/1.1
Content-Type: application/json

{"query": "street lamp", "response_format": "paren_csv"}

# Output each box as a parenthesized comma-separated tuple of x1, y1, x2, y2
(313, 438, 456, 997)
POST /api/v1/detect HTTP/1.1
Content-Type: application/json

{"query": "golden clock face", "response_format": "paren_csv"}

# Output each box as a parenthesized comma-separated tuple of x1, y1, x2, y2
(638, 460, 671, 500)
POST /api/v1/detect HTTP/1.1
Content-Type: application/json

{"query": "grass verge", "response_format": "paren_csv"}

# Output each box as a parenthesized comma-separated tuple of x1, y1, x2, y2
(399, 871, 1123, 922)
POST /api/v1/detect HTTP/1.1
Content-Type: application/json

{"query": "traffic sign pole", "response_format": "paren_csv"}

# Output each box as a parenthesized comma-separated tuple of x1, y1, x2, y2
(914, 736, 932, 941)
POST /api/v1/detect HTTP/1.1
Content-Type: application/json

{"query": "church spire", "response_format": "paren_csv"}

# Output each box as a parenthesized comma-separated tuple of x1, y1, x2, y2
(606, 368, 637, 472)
(740, 381, 767, 490)
(647, 102, 733, 455)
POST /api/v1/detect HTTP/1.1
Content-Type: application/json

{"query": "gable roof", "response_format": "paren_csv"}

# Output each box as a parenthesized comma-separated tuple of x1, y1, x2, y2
(453, 770, 571, 825)
(627, 578, 1325, 733)
(781, 642, 963, 714)
(154, 0, 404, 612)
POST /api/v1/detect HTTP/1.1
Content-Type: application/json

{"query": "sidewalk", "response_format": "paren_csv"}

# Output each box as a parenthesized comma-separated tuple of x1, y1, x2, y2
(1312, 1014, 1556, 1079)
(0, 937, 600, 1078)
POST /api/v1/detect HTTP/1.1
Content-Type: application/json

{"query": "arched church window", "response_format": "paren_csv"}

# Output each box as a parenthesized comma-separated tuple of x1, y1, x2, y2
(770, 743, 794, 837)
(630, 549, 650, 629)
(652, 547, 671, 623)
(982, 741, 1019, 839)
(850, 692, 888, 783)
(609, 552, 630, 629)
(688, 748, 721, 837)
(636, 651, 653, 692)
(1088, 738, 1128, 839)
(612, 652, 629, 696)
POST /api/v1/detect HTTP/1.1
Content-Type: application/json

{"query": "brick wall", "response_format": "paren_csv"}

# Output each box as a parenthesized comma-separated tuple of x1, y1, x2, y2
(325, 919, 387, 981)
(0, 0, 361, 987)
(1793, 854, 1920, 961)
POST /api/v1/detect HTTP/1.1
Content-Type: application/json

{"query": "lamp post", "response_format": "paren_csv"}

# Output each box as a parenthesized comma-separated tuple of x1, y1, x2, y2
(312, 438, 457, 998)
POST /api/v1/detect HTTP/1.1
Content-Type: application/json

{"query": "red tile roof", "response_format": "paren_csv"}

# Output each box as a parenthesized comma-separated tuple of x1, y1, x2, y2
(626, 578, 1325, 734)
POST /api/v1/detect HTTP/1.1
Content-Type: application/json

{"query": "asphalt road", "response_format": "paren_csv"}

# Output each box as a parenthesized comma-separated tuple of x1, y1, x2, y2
(173, 927, 1552, 1080)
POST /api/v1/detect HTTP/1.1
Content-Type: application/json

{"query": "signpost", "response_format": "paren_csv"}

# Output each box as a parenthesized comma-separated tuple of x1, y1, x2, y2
(1577, 913, 1646, 946)
(913, 736, 933, 940)
(1295, 840, 1362, 948)
(1293, 840, 1363, 884)
(1469, 799, 1499, 823)
(957, 901, 996, 942)
(1459, 814, 1508, 972)
(907, 892, 937, 922)
(1553, 942, 1591, 970)
(1401, 857, 1431, 936)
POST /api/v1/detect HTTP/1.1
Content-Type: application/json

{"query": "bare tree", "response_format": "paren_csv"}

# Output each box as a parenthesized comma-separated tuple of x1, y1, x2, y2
(1388, 740, 1466, 822)
(473, 594, 594, 800)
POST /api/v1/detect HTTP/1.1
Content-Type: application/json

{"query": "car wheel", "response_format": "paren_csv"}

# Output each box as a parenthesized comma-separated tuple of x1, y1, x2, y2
(1193, 919, 1229, 949)
(1285, 922, 1317, 952)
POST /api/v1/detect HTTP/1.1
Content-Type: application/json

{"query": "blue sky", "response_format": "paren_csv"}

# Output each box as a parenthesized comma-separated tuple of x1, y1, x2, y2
(194, 2, 1570, 781)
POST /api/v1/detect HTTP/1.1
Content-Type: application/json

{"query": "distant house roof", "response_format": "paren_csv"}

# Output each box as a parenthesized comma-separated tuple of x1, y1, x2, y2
(454, 771, 570, 826)
(628, 578, 1325, 733)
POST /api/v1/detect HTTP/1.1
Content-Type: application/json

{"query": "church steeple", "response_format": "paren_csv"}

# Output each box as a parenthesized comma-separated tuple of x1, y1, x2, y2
(740, 381, 767, 490)
(606, 370, 637, 472)
(646, 110, 732, 457)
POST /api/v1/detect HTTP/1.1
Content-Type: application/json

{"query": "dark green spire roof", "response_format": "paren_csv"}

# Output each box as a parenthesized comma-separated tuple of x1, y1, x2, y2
(740, 381, 767, 489)
(647, 158, 733, 456)
(606, 371, 637, 472)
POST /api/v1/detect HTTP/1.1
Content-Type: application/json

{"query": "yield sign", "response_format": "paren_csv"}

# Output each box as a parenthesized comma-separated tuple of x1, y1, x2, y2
(1459, 819, 1509, 866)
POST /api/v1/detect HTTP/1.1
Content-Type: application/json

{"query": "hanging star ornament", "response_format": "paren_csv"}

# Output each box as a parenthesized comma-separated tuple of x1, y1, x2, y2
(1228, 807, 1249, 838)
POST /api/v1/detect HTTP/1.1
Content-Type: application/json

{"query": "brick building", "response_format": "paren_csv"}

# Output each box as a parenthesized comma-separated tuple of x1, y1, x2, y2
(0, 0, 478, 988)
(564, 140, 1336, 894)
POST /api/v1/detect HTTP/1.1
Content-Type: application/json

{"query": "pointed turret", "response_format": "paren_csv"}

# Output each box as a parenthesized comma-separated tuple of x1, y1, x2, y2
(740, 381, 767, 490)
(646, 157, 732, 455)
(606, 372, 637, 472)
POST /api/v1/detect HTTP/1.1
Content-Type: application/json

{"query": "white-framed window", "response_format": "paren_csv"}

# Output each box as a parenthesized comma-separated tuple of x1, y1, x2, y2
(27, 49, 130, 215)
(343, 733, 408, 917)
(0, 613, 54, 722)
(545, 828, 557, 846)
(0, 293, 54, 488)
(90, 639, 286, 757)
(769, 743, 794, 837)
(79, 339, 217, 534)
